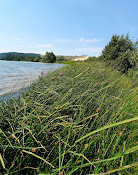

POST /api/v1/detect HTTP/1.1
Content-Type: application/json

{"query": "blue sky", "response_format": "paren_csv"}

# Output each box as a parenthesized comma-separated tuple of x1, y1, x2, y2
(0, 0, 137, 56)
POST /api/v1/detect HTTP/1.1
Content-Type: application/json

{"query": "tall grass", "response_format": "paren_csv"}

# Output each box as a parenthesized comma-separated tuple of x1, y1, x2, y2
(0, 61, 138, 174)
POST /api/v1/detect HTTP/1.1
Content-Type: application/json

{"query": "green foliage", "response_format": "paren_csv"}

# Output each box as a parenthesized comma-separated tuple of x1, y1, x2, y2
(0, 52, 40, 62)
(3, 53, 39, 62)
(56, 56, 67, 62)
(33, 55, 41, 62)
(0, 61, 137, 174)
(0, 52, 58, 64)
(85, 56, 97, 62)
(42, 52, 56, 63)
(101, 34, 138, 73)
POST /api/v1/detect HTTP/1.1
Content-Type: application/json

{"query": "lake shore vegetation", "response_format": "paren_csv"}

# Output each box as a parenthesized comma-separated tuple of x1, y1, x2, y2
(0, 52, 57, 63)
(0, 60, 138, 174)
(0, 34, 138, 174)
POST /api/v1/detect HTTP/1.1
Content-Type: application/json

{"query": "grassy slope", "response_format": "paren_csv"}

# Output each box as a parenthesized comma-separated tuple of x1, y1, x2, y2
(0, 60, 138, 175)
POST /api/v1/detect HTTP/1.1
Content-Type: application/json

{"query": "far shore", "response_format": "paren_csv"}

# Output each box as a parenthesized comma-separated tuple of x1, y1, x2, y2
(73, 56, 89, 61)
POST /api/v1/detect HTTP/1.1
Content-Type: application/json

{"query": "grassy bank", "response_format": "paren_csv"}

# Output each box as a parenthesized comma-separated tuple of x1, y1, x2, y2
(0, 60, 138, 174)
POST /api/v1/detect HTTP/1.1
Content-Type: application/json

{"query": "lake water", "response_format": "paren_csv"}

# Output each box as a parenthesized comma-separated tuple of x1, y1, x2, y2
(0, 60, 64, 96)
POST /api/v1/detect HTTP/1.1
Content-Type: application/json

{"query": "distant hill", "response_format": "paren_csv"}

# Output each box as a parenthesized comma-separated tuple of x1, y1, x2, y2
(0, 52, 40, 59)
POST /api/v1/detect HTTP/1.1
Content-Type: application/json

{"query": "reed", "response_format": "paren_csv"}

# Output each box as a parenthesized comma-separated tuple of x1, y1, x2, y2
(0, 60, 137, 174)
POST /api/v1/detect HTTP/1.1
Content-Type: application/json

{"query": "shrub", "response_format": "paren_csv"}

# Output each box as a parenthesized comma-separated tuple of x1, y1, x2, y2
(33, 55, 41, 62)
(101, 34, 138, 73)
(42, 52, 56, 63)
(57, 56, 67, 62)
(85, 56, 97, 62)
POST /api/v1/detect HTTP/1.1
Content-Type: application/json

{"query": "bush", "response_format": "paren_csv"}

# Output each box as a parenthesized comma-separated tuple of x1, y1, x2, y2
(33, 55, 41, 62)
(56, 56, 67, 62)
(85, 56, 97, 62)
(101, 34, 138, 73)
(42, 52, 56, 63)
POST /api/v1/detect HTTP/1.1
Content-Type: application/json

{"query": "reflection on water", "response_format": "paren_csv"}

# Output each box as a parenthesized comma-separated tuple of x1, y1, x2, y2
(0, 60, 64, 96)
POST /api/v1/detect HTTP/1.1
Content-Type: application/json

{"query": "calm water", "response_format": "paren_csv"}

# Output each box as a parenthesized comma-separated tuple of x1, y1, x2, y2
(0, 60, 64, 96)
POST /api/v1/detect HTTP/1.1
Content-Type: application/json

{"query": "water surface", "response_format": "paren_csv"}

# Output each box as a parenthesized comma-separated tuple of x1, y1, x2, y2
(0, 60, 64, 96)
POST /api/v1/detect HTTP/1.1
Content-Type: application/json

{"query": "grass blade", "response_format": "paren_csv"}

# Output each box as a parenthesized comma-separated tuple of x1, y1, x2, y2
(22, 150, 55, 168)
(75, 117, 138, 144)
(0, 153, 5, 169)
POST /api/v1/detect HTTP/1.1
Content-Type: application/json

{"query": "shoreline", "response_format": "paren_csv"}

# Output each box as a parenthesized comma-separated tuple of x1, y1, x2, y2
(0, 91, 20, 101)
(0, 85, 30, 102)
(0, 61, 65, 100)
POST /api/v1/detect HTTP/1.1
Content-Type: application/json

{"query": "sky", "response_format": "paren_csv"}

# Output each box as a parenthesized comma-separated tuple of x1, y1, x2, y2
(0, 0, 138, 56)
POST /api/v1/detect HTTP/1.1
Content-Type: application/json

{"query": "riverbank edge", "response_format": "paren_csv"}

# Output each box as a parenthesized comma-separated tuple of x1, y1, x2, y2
(0, 62, 66, 101)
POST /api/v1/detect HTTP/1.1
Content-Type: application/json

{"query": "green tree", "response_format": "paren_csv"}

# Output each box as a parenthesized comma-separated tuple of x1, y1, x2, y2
(101, 34, 138, 73)
(57, 56, 67, 62)
(42, 52, 56, 63)
(33, 55, 41, 62)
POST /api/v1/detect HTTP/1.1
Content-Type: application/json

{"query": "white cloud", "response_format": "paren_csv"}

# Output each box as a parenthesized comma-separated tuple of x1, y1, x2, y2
(80, 38, 100, 43)
(37, 44, 53, 48)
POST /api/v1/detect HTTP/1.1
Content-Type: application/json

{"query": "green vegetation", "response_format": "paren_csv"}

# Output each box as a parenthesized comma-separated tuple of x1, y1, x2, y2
(0, 34, 137, 174)
(0, 52, 57, 63)
(0, 59, 137, 174)
(0, 52, 40, 62)
(101, 34, 138, 73)
(42, 52, 56, 63)
(85, 56, 98, 62)
(56, 56, 68, 62)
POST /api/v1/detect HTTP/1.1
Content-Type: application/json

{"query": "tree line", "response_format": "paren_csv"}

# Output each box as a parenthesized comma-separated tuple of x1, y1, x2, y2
(1, 52, 57, 63)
